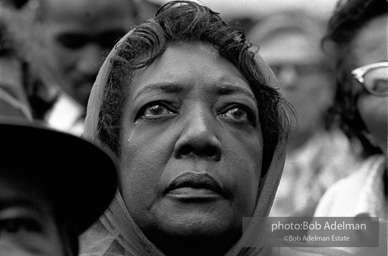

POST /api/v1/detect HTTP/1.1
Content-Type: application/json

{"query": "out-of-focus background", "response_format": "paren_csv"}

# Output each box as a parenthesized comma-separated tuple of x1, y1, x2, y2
(1, 0, 386, 241)
(146, 0, 338, 30)
(149, 0, 337, 19)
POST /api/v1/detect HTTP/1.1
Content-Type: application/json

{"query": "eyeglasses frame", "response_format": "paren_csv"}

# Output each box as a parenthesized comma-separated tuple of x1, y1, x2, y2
(351, 62, 388, 97)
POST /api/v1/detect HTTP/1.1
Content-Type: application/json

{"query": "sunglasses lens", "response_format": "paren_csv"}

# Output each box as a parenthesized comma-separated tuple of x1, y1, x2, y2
(363, 66, 388, 95)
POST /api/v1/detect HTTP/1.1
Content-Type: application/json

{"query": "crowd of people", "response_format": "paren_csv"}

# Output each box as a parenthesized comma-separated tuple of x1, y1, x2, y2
(0, 0, 386, 255)
(248, 10, 358, 219)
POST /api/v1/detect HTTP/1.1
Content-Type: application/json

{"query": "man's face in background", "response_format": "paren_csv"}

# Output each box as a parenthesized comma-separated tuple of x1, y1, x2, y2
(38, 0, 135, 106)
(259, 31, 332, 137)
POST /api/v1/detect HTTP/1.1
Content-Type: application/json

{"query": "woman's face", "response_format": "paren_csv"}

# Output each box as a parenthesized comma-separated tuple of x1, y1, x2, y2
(0, 175, 65, 256)
(352, 14, 387, 151)
(119, 42, 263, 241)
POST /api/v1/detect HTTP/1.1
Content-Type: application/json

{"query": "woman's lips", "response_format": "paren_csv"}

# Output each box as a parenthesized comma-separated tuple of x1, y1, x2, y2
(168, 187, 219, 196)
(166, 172, 226, 199)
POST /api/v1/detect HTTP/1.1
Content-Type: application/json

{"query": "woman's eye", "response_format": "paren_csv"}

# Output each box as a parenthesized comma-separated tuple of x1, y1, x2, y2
(222, 107, 250, 123)
(142, 103, 175, 118)
(0, 218, 42, 234)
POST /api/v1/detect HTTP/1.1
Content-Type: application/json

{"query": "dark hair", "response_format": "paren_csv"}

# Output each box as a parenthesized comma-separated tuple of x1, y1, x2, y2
(323, 0, 386, 157)
(98, 1, 291, 172)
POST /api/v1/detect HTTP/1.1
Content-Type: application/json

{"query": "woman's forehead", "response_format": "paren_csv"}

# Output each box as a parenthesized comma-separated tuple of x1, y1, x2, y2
(128, 42, 255, 98)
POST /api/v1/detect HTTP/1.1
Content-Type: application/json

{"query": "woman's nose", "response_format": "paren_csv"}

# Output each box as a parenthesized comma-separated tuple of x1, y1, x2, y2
(174, 106, 222, 161)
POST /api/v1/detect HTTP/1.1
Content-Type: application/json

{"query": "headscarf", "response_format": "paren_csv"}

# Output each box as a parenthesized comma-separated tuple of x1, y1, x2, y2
(81, 26, 349, 256)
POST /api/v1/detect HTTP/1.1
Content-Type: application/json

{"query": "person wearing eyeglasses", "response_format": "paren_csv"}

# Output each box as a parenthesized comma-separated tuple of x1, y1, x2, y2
(312, 0, 387, 254)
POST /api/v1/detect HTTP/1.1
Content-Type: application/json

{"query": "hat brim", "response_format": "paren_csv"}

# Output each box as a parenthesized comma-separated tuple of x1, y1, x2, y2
(0, 119, 118, 234)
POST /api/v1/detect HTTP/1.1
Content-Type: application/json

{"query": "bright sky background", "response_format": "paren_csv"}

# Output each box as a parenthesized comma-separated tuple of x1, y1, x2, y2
(150, 0, 339, 20)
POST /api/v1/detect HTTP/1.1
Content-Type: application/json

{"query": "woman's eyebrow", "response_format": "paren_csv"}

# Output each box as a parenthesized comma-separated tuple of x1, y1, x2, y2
(215, 84, 256, 102)
(133, 83, 184, 100)
(0, 199, 42, 213)
(0, 198, 44, 216)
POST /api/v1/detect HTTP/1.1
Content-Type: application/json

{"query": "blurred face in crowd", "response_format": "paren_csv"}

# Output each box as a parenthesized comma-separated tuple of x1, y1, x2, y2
(0, 53, 32, 119)
(351, 14, 387, 151)
(259, 31, 332, 140)
(119, 42, 263, 248)
(0, 55, 30, 110)
(0, 174, 65, 256)
(39, 0, 135, 106)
